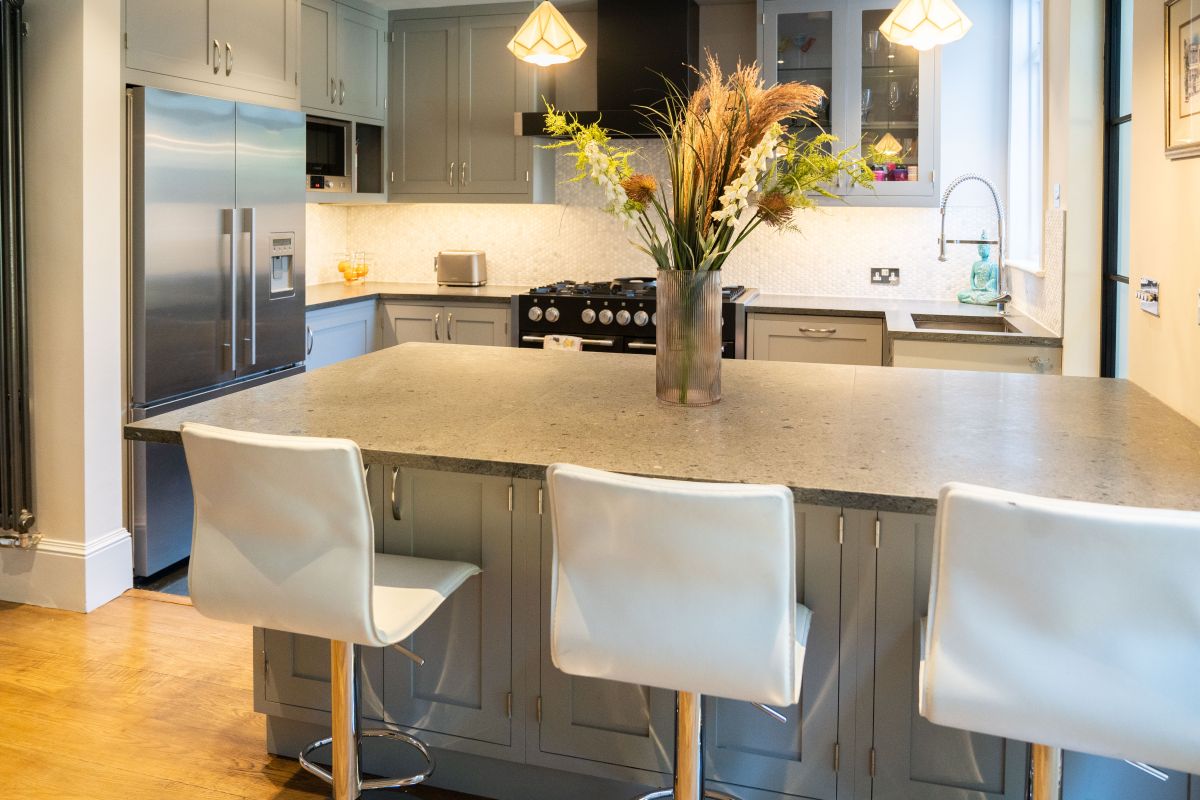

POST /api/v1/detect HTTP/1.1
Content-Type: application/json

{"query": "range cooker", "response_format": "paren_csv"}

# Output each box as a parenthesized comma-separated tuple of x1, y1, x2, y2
(517, 277, 758, 358)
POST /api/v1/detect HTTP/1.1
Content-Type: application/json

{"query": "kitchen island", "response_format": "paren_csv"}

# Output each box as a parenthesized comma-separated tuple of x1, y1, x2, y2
(125, 344, 1200, 800)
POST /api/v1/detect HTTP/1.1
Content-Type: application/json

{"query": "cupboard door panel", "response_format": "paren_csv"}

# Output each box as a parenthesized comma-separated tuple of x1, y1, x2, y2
(706, 504, 842, 800)
(301, 0, 337, 111)
(749, 314, 884, 365)
(458, 15, 533, 195)
(337, 4, 387, 120)
(446, 305, 509, 347)
(381, 469, 513, 746)
(390, 18, 460, 195)
(211, 0, 298, 99)
(870, 512, 1027, 800)
(125, 0, 214, 84)
(385, 303, 441, 345)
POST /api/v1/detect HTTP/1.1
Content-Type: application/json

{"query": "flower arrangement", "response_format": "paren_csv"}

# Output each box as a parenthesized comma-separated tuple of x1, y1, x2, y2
(544, 55, 872, 273)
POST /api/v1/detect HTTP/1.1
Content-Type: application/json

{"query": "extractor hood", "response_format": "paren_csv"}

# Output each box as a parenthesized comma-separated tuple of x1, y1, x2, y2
(518, 0, 699, 137)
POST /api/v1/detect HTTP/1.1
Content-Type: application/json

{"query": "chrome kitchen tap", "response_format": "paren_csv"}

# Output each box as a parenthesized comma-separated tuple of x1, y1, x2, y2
(938, 174, 1012, 316)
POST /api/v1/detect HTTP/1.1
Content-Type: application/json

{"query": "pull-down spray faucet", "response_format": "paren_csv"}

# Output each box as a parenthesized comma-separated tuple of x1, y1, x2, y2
(938, 174, 1011, 316)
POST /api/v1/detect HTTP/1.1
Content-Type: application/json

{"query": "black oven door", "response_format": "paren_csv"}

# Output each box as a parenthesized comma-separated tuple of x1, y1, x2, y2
(520, 333, 623, 353)
(627, 339, 736, 358)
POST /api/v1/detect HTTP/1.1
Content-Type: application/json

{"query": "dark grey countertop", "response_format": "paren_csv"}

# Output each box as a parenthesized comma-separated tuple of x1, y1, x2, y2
(747, 294, 1061, 347)
(306, 281, 528, 310)
(125, 343, 1199, 515)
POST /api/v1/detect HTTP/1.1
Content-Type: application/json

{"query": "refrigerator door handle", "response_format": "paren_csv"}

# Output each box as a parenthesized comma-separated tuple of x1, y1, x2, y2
(222, 208, 237, 372)
(242, 207, 257, 368)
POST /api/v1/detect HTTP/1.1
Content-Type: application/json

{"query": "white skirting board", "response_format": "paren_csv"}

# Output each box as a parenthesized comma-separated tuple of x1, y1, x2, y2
(0, 528, 132, 612)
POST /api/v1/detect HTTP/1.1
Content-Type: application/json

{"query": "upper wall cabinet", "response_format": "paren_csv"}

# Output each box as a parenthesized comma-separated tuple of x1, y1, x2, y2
(388, 12, 552, 204)
(124, 0, 300, 103)
(301, 0, 388, 121)
(761, 0, 939, 206)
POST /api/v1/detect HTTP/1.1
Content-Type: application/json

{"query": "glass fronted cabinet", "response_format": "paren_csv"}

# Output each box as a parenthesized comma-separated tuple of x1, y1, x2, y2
(761, 0, 939, 205)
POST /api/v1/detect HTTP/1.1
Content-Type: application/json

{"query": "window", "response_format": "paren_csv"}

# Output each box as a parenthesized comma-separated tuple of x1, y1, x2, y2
(1007, 0, 1044, 273)
(1101, 0, 1132, 378)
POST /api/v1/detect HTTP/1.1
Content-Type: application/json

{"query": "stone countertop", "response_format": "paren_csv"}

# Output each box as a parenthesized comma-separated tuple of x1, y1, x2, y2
(124, 343, 1200, 515)
(747, 294, 1061, 347)
(306, 282, 528, 311)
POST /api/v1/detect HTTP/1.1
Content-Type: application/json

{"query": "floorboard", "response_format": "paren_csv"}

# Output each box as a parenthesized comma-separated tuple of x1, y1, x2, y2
(0, 594, 484, 800)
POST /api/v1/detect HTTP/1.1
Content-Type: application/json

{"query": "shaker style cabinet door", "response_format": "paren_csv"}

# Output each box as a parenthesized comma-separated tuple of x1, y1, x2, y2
(866, 512, 1027, 800)
(383, 303, 442, 345)
(337, 3, 388, 120)
(748, 314, 885, 365)
(704, 504, 843, 800)
(389, 18, 461, 196)
(457, 14, 534, 195)
(301, 0, 338, 111)
(125, 0, 215, 83)
(379, 469, 514, 747)
(210, 0, 300, 100)
(305, 301, 378, 370)
(444, 305, 510, 347)
(1062, 754, 1200, 800)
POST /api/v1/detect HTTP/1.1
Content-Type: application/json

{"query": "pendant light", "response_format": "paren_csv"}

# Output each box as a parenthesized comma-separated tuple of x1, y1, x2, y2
(874, 132, 904, 159)
(507, 1, 588, 67)
(879, 0, 973, 51)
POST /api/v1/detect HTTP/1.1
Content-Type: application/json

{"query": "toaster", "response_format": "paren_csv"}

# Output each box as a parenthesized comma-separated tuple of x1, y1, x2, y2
(435, 250, 487, 287)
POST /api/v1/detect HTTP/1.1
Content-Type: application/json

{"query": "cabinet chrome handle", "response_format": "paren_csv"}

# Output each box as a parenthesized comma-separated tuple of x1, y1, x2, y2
(461, 161, 468, 187)
(446, 312, 453, 340)
(627, 341, 657, 351)
(225, 42, 232, 76)
(306, 325, 314, 355)
(448, 162, 456, 187)
(339, 78, 345, 105)
(331, 77, 337, 104)
(798, 327, 837, 336)
(390, 467, 402, 520)
(433, 312, 441, 341)
(212, 39, 221, 74)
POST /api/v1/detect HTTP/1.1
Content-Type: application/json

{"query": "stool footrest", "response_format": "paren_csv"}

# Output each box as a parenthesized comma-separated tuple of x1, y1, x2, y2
(634, 791, 740, 800)
(298, 728, 435, 792)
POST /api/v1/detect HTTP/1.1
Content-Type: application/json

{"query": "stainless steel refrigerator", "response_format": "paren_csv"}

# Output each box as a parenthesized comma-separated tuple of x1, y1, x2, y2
(127, 87, 306, 577)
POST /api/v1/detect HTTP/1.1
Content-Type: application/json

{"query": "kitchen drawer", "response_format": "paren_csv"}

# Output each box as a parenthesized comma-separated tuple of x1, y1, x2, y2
(748, 313, 884, 366)
(891, 340, 1063, 374)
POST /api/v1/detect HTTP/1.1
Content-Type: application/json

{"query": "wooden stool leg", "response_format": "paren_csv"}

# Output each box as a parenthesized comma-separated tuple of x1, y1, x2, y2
(330, 641, 361, 800)
(1031, 744, 1062, 800)
(674, 692, 704, 800)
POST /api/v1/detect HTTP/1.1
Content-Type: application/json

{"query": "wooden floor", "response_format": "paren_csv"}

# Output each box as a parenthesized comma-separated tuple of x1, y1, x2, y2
(0, 592, 481, 799)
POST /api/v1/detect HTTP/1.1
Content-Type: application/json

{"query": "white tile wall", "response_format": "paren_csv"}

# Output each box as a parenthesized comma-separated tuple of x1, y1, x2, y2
(307, 148, 1061, 332)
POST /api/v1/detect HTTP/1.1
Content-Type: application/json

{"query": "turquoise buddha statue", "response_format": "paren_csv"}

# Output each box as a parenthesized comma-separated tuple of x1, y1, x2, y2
(957, 232, 1000, 305)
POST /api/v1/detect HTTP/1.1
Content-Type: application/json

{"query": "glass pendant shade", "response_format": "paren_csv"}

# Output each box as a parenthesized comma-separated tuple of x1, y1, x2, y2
(507, 1, 588, 67)
(879, 0, 972, 51)
(875, 132, 904, 158)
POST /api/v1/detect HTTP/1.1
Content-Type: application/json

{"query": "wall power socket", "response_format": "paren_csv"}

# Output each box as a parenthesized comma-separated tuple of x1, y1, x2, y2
(871, 267, 900, 286)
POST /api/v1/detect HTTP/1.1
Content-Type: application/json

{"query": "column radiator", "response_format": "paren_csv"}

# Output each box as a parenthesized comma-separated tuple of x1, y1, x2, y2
(0, 0, 35, 548)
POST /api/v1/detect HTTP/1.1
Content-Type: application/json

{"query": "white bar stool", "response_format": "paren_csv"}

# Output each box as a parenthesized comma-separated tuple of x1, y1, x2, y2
(181, 423, 480, 800)
(546, 463, 812, 800)
(921, 482, 1200, 799)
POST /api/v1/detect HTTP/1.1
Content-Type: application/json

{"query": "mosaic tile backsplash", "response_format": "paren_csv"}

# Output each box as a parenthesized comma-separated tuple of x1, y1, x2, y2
(307, 150, 1063, 334)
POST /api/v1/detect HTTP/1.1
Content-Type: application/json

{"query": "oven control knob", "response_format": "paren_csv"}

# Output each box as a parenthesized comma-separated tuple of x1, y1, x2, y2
(651, 312, 657, 326)
(527, 306, 543, 322)
(598, 309, 614, 325)
(545, 306, 560, 323)
(633, 310, 650, 326)
(615, 309, 631, 325)
(581, 308, 597, 324)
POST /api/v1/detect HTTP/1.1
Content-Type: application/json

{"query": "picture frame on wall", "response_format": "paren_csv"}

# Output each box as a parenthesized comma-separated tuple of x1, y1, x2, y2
(1166, 0, 1200, 158)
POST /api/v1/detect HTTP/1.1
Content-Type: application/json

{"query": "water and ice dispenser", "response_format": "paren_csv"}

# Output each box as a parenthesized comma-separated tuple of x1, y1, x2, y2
(269, 232, 295, 295)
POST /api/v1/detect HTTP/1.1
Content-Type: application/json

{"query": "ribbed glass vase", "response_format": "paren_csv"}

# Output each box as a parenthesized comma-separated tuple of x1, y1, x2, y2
(655, 269, 722, 406)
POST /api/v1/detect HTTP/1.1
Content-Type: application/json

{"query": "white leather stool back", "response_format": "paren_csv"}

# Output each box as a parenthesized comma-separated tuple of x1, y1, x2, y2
(181, 423, 391, 647)
(922, 482, 1200, 775)
(546, 463, 801, 706)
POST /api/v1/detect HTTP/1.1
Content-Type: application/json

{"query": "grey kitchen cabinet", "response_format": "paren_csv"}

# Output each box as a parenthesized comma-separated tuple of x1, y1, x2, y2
(382, 302, 511, 347)
(862, 511, 1027, 800)
(705, 504, 843, 800)
(302, 0, 387, 120)
(388, 12, 550, 203)
(379, 468, 515, 749)
(1062, 753, 1200, 800)
(259, 464, 385, 718)
(125, 0, 300, 102)
(304, 300, 380, 370)
(748, 313, 885, 366)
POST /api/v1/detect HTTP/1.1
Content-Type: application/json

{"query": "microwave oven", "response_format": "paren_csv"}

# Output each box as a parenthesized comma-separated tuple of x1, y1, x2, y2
(306, 115, 352, 192)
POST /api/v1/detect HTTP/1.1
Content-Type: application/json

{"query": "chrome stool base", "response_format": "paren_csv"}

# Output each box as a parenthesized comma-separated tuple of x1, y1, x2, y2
(635, 791, 739, 800)
(299, 728, 434, 792)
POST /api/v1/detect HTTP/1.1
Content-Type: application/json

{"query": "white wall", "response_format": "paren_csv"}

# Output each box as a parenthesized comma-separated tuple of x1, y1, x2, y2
(1127, 0, 1200, 425)
(1, 0, 131, 612)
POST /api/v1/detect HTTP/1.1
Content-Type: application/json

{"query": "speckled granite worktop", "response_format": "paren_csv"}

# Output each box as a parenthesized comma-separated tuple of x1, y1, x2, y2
(306, 281, 528, 310)
(125, 343, 1199, 514)
(748, 294, 1061, 347)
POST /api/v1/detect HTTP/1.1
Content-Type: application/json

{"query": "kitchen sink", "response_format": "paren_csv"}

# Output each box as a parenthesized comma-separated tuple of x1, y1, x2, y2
(910, 314, 1021, 333)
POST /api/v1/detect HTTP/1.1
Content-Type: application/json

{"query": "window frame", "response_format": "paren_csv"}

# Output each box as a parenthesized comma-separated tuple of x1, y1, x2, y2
(1100, 0, 1131, 378)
